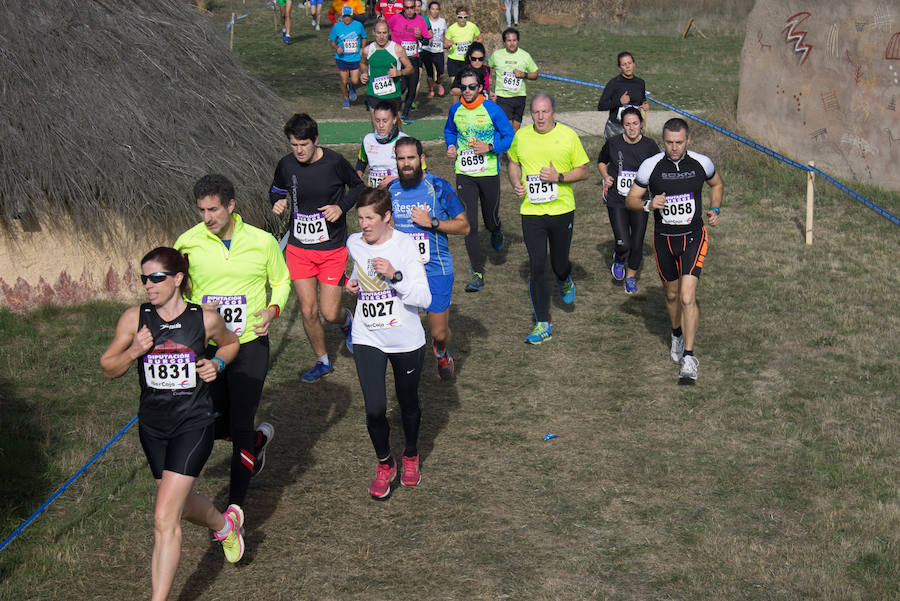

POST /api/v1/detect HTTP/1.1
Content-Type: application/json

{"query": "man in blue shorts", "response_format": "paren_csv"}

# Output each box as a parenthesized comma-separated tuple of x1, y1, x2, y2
(310, 0, 323, 31)
(388, 136, 469, 380)
(329, 6, 366, 108)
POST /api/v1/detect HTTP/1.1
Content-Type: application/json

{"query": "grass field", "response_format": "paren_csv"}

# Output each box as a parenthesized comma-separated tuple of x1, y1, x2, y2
(2, 1, 900, 599)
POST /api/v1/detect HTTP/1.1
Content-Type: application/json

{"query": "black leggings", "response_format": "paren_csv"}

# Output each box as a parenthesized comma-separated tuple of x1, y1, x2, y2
(400, 56, 421, 115)
(457, 173, 502, 273)
(607, 205, 649, 271)
(207, 336, 270, 506)
(353, 343, 425, 459)
(521, 211, 574, 323)
(421, 51, 444, 80)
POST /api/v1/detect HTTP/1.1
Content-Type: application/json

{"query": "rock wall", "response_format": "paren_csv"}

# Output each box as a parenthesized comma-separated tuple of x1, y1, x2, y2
(737, 1, 900, 192)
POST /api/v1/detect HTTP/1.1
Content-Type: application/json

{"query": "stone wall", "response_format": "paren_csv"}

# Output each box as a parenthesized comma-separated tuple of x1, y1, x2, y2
(737, 1, 900, 192)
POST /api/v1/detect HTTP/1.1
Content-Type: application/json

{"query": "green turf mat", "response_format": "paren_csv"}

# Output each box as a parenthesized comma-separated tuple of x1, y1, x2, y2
(318, 118, 445, 145)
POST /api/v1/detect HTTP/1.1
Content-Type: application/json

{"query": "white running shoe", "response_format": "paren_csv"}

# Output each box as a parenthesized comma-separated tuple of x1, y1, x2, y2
(679, 355, 699, 381)
(670, 334, 685, 364)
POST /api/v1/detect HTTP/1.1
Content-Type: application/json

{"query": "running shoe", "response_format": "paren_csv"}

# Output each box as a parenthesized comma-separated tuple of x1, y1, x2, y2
(401, 455, 421, 486)
(369, 461, 396, 499)
(611, 252, 625, 280)
(252, 422, 274, 477)
(410, 102, 418, 111)
(282, 33, 291, 44)
(400, 114, 412, 125)
(433, 343, 454, 380)
(341, 309, 354, 353)
(559, 276, 575, 304)
(311, 18, 316, 26)
(679, 354, 699, 381)
(624, 277, 637, 295)
(670, 334, 685, 364)
(301, 361, 333, 383)
(348, 85, 357, 101)
(315, 22, 320, 31)
(437, 84, 445, 95)
(464, 271, 484, 292)
(524, 321, 551, 345)
(342, 98, 350, 109)
(215, 507, 244, 563)
(490, 229, 505, 251)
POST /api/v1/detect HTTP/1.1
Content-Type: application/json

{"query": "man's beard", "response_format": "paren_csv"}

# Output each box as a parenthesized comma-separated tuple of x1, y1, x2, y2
(398, 164, 424, 187)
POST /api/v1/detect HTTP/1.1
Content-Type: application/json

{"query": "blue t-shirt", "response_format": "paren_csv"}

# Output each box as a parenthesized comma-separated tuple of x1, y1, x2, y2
(388, 172, 464, 278)
(329, 20, 366, 62)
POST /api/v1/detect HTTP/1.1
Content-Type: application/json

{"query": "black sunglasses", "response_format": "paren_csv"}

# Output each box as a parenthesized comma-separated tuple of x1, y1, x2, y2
(461, 83, 480, 90)
(469, 56, 484, 62)
(141, 272, 178, 284)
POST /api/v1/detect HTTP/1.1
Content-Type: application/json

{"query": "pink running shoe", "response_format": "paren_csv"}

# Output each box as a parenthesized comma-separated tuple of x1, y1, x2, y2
(369, 461, 396, 499)
(401, 455, 421, 486)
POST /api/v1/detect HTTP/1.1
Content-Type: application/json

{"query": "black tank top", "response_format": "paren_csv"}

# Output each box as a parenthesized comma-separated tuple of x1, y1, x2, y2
(137, 303, 214, 438)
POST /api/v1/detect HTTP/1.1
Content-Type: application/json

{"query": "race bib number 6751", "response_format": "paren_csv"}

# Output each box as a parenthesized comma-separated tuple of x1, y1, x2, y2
(525, 174, 557, 204)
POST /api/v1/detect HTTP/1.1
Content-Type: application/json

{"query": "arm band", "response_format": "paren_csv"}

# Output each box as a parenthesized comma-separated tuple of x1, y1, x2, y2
(211, 356, 225, 373)
(268, 304, 280, 319)
(710, 206, 720, 215)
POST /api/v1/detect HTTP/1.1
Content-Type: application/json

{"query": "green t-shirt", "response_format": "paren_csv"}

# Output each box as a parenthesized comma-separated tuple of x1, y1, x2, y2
(365, 42, 402, 99)
(445, 21, 480, 61)
(488, 48, 538, 98)
(508, 123, 590, 216)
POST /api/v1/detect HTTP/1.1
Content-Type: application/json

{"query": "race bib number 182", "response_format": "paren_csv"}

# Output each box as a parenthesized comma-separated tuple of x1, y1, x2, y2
(202, 295, 248, 335)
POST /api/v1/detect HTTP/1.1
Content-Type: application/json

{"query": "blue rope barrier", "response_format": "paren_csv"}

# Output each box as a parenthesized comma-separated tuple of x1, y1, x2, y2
(0, 415, 139, 554)
(225, 12, 251, 32)
(538, 72, 899, 228)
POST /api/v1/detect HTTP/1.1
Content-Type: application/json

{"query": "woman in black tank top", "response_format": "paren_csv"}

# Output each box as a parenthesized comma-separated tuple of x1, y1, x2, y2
(101, 247, 242, 599)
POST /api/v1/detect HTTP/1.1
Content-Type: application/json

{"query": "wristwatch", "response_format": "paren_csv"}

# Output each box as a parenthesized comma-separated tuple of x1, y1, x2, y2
(390, 271, 404, 283)
(558, 173, 565, 183)
(431, 217, 440, 229)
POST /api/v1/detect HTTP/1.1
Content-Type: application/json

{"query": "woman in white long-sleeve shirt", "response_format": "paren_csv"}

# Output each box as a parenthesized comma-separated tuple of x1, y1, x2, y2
(345, 187, 432, 499)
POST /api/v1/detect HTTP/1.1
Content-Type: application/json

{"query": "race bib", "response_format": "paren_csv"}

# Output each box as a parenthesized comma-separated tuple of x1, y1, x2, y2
(372, 75, 396, 96)
(401, 40, 418, 56)
(502, 71, 523, 92)
(358, 289, 399, 330)
(202, 294, 247, 335)
(293, 212, 330, 244)
(342, 37, 359, 54)
(410, 231, 430, 264)
(455, 41, 470, 56)
(457, 148, 487, 174)
(428, 30, 444, 52)
(368, 167, 391, 188)
(660, 193, 695, 225)
(143, 352, 196, 390)
(616, 170, 637, 196)
(525, 174, 557, 203)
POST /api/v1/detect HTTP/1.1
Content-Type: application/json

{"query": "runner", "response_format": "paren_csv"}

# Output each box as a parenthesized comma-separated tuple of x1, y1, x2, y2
(376, 0, 403, 20)
(345, 188, 432, 499)
(443, 6, 482, 81)
(448, 42, 490, 101)
(278, 0, 294, 44)
(357, 100, 409, 188)
(596, 107, 659, 294)
(329, 6, 366, 109)
(100, 247, 243, 600)
(388, 136, 468, 379)
(420, 1, 447, 98)
(444, 68, 515, 292)
(507, 92, 590, 344)
(174, 174, 289, 512)
(625, 118, 724, 382)
(270, 113, 364, 382)
(387, 0, 431, 124)
(488, 27, 539, 131)
(310, 0, 323, 30)
(596, 51, 649, 140)
(504, 0, 519, 27)
(359, 20, 414, 114)
(327, 0, 365, 23)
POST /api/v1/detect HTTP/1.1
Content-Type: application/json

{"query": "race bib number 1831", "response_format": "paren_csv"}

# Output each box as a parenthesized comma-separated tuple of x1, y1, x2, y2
(143, 352, 196, 390)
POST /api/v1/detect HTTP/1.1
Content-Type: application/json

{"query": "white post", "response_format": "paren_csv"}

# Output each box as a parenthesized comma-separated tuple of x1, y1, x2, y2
(805, 160, 815, 245)
(230, 12, 235, 50)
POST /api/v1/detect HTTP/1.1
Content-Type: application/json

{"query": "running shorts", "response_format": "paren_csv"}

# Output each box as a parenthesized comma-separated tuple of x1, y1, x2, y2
(286, 245, 349, 284)
(309, 0, 323, 5)
(446, 58, 465, 80)
(139, 423, 214, 479)
(336, 58, 361, 71)
(425, 273, 453, 313)
(496, 95, 526, 123)
(653, 226, 708, 282)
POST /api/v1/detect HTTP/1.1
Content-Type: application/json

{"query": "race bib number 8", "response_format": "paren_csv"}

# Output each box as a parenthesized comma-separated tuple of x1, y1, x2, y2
(502, 71, 522, 92)
(293, 212, 330, 244)
(202, 295, 248, 335)
(660, 193, 695, 225)
(525, 174, 557, 204)
(143, 352, 196, 390)
(372, 75, 396, 96)
(457, 148, 487, 174)
(343, 37, 359, 54)
(410, 231, 430, 264)
(616, 170, 637, 196)
(358, 289, 399, 330)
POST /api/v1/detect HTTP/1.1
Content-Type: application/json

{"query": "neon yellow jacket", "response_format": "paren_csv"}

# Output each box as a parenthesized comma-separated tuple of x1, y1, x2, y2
(174, 213, 290, 344)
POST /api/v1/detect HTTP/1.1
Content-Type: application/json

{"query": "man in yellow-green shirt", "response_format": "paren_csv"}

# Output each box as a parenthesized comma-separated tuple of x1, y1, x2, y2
(443, 6, 481, 80)
(507, 93, 590, 344)
(488, 27, 539, 131)
(174, 174, 290, 513)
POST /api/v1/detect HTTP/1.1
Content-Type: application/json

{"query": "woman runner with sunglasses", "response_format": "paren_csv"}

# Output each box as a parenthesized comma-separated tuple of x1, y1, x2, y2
(100, 247, 242, 600)
(448, 42, 490, 101)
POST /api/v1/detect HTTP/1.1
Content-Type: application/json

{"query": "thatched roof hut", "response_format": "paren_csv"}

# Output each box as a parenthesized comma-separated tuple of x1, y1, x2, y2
(0, 0, 289, 308)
